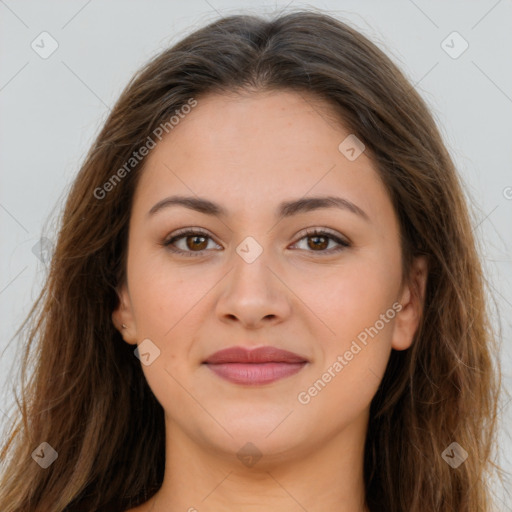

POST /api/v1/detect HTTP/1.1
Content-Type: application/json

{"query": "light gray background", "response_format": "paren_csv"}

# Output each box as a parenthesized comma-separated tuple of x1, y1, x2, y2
(1, 0, 511, 506)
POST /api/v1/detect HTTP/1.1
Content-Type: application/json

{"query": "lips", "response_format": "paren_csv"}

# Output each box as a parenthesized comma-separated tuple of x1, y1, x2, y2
(204, 346, 308, 364)
(203, 346, 308, 385)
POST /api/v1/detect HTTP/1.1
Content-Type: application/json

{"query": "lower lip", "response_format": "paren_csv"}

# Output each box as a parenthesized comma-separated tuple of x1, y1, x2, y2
(205, 362, 307, 385)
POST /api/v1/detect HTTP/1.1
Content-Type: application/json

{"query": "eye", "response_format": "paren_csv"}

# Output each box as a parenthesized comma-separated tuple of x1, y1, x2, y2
(291, 228, 351, 255)
(162, 227, 351, 257)
(162, 228, 221, 257)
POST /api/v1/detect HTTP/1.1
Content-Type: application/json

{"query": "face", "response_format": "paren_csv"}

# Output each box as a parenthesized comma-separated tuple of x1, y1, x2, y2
(113, 90, 426, 460)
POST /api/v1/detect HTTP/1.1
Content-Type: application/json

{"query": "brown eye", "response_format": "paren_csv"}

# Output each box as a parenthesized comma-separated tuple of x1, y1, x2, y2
(184, 234, 208, 251)
(293, 229, 350, 254)
(163, 229, 221, 257)
(163, 227, 350, 258)
(307, 234, 329, 251)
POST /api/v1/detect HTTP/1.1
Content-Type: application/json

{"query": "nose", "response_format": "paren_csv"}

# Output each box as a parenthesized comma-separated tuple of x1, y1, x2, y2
(215, 246, 292, 330)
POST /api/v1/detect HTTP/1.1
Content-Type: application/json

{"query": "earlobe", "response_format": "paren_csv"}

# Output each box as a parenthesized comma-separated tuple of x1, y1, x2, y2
(112, 284, 138, 345)
(391, 255, 429, 351)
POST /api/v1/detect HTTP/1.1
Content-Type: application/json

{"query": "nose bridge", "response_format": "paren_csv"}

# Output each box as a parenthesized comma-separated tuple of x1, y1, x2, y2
(226, 227, 272, 279)
(215, 235, 290, 326)
(230, 237, 276, 298)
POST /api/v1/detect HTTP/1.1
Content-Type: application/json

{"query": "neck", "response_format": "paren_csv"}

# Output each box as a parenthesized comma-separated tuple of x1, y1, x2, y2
(149, 409, 370, 512)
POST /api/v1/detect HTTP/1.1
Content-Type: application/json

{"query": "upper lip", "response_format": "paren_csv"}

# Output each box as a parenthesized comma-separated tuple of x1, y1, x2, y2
(203, 346, 308, 364)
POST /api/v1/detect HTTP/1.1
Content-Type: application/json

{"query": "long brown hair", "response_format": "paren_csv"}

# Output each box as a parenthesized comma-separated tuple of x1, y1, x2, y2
(0, 8, 506, 511)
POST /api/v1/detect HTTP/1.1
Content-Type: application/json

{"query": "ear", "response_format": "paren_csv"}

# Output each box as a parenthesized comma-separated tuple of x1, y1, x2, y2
(112, 282, 138, 346)
(391, 255, 428, 351)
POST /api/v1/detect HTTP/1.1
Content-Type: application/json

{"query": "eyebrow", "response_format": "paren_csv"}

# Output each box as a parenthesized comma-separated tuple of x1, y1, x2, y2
(147, 195, 370, 222)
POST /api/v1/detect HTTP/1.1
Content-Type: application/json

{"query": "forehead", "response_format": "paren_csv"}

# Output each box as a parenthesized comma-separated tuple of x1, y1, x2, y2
(134, 90, 391, 225)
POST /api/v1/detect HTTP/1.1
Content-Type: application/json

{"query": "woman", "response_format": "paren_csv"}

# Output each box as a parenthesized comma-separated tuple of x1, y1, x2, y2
(0, 9, 504, 512)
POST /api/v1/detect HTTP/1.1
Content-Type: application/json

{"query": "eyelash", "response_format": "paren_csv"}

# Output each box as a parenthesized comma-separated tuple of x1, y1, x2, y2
(162, 227, 351, 257)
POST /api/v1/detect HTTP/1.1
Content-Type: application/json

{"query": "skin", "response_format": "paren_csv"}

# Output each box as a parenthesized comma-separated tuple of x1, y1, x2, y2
(113, 89, 428, 512)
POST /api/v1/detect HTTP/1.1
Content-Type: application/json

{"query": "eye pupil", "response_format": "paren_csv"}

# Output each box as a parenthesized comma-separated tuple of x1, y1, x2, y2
(308, 235, 328, 250)
(187, 235, 208, 251)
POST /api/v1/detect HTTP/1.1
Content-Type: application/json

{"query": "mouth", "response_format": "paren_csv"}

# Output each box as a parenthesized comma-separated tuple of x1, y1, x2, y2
(202, 345, 308, 386)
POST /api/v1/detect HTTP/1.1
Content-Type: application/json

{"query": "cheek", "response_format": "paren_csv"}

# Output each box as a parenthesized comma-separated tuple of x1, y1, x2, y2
(126, 247, 216, 386)
(127, 244, 204, 335)
(293, 253, 400, 340)
(128, 261, 202, 415)
(296, 271, 396, 424)
(293, 253, 399, 400)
